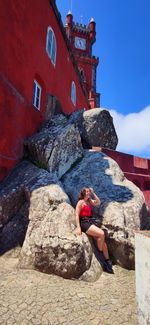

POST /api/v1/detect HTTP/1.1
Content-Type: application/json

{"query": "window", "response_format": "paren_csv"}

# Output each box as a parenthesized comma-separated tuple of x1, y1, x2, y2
(134, 156, 148, 169)
(92, 66, 96, 91)
(46, 26, 56, 65)
(80, 69, 85, 82)
(33, 80, 41, 110)
(71, 81, 76, 106)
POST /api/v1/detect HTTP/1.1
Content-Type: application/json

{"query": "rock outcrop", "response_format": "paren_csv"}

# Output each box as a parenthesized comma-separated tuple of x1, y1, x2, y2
(25, 109, 118, 180)
(19, 186, 96, 279)
(62, 150, 150, 269)
(0, 109, 150, 280)
(0, 160, 102, 280)
(0, 203, 29, 255)
(0, 161, 58, 227)
(25, 115, 83, 179)
(69, 108, 118, 149)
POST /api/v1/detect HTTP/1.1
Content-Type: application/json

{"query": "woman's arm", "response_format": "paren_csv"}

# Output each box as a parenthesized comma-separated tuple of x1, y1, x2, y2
(90, 188, 100, 206)
(75, 201, 82, 235)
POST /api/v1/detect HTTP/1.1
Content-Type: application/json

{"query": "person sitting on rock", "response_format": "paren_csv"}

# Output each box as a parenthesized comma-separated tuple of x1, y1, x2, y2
(75, 187, 113, 273)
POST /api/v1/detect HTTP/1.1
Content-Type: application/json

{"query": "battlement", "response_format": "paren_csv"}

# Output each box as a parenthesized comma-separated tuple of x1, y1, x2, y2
(73, 23, 90, 33)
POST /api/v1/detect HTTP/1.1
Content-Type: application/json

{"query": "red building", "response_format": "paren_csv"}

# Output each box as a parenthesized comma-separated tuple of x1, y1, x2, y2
(1, 0, 149, 213)
(0, 0, 91, 181)
(65, 12, 100, 108)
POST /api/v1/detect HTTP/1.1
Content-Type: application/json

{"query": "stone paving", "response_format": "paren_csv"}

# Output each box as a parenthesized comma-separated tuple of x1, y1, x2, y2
(0, 249, 137, 325)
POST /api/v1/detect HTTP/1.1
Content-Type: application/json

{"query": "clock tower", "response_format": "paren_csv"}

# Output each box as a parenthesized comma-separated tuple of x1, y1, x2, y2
(65, 11, 100, 108)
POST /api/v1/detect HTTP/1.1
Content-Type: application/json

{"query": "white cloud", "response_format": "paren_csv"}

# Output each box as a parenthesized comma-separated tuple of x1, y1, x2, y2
(109, 106, 150, 158)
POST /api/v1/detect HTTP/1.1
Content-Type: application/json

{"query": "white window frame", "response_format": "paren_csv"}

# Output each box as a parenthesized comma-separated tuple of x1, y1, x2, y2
(71, 81, 76, 106)
(46, 26, 57, 66)
(33, 80, 41, 110)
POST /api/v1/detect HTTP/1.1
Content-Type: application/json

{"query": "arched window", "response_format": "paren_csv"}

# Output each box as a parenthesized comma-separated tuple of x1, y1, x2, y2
(46, 26, 56, 65)
(71, 81, 76, 106)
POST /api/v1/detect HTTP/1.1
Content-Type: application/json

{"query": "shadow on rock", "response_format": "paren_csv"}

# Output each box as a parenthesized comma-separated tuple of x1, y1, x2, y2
(0, 203, 29, 256)
(62, 150, 150, 270)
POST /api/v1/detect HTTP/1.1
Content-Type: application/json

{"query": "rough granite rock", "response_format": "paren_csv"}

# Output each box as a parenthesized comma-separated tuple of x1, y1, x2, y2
(69, 108, 118, 149)
(1, 109, 149, 276)
(62, 150, 150, 269)
(19, 183, 102, 280)
(25, 109, 118, 179)
(0, 159, 102, 280)
(0, 203, 29, 255)
(0, 161, 58, 227)
(25, 114, 83, 179)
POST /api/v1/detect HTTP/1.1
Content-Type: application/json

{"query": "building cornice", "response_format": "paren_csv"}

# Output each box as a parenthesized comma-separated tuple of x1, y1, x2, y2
(74, 55, 99, 66)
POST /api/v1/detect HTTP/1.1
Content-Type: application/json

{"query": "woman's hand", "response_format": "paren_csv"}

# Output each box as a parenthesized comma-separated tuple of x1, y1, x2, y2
(89, 188, 100, 206)
(89, 187, 94, 194)
(76, 226, 82, 235)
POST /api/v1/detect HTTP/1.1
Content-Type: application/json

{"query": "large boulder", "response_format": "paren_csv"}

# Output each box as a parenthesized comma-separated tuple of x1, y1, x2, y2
(3, 108, 147, 275)
(19, 181, 102, 280)
(69, 108, 118, 149)
(0, 161, 61, 252)
(0, 159, 102, 280)
(25, 114, 83, 179)
(62, 150, 150, 269)
(25, 108, 118, 179)
(0, 161, 58, 227)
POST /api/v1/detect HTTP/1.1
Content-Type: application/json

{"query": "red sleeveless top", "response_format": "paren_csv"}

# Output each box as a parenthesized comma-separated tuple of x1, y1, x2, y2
(80, 203, 92, 218)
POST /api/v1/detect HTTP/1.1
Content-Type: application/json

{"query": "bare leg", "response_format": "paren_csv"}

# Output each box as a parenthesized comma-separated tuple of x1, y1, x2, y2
(96, 236, 104, 251)
(86, 225, 109, 259)
(102, 241, 109, 260)
(86, 225, 113, 273)
(96, 237, 109, 259)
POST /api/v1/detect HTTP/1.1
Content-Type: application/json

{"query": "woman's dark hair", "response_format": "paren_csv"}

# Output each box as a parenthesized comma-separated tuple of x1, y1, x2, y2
(78, 187, 90, 201)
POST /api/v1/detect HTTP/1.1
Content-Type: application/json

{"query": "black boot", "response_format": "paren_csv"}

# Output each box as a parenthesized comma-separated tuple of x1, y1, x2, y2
(103, 259, 114, 274)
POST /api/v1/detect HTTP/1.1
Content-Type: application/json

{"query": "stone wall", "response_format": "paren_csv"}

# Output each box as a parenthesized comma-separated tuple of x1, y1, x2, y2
(135, 231, 150, 325)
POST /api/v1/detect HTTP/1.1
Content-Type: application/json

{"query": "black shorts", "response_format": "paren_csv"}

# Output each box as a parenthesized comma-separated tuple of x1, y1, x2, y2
(80, 216, 98, 233)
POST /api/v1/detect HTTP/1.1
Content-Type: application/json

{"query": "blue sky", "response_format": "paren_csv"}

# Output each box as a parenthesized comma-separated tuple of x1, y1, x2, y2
(56, 0, 150, 158)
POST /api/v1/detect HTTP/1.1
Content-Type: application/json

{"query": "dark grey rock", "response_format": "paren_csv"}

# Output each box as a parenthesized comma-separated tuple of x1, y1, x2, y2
(82, 108, 118, 149)
(26, 115, 83, 179)
(0, 160, 58, 227)
(0, 203, 29, 255)
(69, 108, 118, 149)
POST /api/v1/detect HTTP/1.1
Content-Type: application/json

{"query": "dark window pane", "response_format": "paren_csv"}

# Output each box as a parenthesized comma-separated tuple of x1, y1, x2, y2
(52, 36, 56, 64)
(33, 82, 36, 105)
(36, 97, 39, 108)
(48, 40, 52, 56)
(37, 87, 40, 98)
(48, 29, 52, 43)
(71, 82, 76, 105)
(48, 29, 52, 56)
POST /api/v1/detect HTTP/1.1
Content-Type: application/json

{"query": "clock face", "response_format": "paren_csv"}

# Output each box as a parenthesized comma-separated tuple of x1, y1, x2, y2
(74, 37, 86, 50)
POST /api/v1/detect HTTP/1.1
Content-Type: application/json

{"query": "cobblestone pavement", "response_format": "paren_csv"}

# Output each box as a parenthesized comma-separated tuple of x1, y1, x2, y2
(0, 250, 137, 325)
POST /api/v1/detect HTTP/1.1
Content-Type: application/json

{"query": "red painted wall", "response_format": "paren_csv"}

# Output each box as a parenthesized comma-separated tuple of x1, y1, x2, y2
(0, 0, 89, 181)
(100, 148, 150, 176)
(76, 57, 98, 93)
